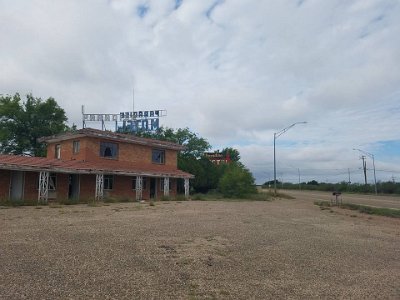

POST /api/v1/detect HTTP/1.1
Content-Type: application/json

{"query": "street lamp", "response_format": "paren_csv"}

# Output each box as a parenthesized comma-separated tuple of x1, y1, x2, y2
(274, 122, 307, 195)
(353, 148, 377, 195)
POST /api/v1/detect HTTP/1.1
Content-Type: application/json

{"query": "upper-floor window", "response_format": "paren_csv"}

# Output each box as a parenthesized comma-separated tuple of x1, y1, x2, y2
(100, 142, 118, 159)
(55, 144, 61, 159)
(73, 140, 80, 154)
(152, 149, 165, 164)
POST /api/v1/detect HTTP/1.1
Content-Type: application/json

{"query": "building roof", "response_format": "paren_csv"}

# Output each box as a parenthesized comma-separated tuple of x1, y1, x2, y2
(38, 128, 185, 151)
(0, 154, 194, 178)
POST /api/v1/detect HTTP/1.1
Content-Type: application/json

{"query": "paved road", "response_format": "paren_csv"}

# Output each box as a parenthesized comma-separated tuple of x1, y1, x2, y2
(282, 189, 400, 209)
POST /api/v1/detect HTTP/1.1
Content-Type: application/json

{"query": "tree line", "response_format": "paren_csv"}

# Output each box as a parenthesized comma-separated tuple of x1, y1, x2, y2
(263, 180, 400, 195)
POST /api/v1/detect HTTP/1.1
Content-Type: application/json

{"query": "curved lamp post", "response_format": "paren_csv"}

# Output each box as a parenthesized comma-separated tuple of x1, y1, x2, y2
(274, 122, 307, 195)
(353, 148, 377, 195)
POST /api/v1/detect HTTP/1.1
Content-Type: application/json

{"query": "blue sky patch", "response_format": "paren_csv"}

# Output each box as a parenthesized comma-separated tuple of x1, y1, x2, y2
(375, 140, 400, 158)
(174, 0, 183, 10)
(137, 4, 149, 18)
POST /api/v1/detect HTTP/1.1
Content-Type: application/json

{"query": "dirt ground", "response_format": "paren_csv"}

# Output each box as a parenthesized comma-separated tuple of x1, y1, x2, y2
(1, 198, 399, 299)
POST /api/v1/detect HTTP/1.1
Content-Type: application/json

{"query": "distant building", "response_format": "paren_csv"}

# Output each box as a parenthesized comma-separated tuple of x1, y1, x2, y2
(0, 128, 193, 203)
(204, 151, 231, 165)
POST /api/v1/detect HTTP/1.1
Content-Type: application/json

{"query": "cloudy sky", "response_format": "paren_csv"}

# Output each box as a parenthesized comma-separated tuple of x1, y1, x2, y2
(1, 0, 400, 184)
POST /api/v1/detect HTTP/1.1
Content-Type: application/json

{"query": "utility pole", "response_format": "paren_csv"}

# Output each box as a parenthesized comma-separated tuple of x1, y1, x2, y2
(348, 168, 351, 184)
(361, 155, 367, 185)
(273, 121, 307, 195)
(353, 148, 378, 195)
(298, 168, 301, 190)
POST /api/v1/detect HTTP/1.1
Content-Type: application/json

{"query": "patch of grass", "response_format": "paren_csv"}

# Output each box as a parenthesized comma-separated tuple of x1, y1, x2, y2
(314, 200, 331, 207)
(192, 193, 206, 200)
(174, 195, 187, 201)
(0, 198, 43, 207)
(87, 201, 103, 207)
(314, 201, 400, 218)
(103, 197, 117, 203)
(58, 198, 80, 205)
(246, 192, 273, 201)
(271, 191, 296, 199)
(191, 191, 282, 201)
(340, 203, 400, 218)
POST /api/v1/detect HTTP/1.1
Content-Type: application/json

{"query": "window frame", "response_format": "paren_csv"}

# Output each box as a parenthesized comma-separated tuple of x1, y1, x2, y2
(100, 141, 119, 159)
(73, 140, 80, 154)
(152, 149, 165, 164)
(104, 175, 114, 190)
(55, 144, 61, 159)
(48, 174, 57, 191)
(37, 173, 57, 191)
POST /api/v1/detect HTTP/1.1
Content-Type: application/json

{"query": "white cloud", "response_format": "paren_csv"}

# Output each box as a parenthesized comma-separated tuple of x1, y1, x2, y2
(1, 0, 399, 183)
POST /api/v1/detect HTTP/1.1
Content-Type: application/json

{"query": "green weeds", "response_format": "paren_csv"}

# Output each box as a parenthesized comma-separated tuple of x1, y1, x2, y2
(314, 200, 400, 218)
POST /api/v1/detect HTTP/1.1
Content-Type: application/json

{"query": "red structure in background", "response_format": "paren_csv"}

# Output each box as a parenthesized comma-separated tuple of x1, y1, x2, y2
(204, 151, 231, 165)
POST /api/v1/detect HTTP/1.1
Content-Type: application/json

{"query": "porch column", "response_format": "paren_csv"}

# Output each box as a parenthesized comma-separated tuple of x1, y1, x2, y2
(184, 178, 190, 199)
(163, 177, 169, 197)
(38, 171, 49, 204)
(135, 175, 143, 201)
(95, 173, 104, 201)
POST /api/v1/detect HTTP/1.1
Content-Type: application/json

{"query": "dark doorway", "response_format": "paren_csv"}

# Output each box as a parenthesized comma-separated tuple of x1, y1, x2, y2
(68, 174, 80, 200)
(150, 178, 156, 199)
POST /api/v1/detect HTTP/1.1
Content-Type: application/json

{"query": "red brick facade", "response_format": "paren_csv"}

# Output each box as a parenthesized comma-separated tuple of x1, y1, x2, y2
(0, 128, 192, 203)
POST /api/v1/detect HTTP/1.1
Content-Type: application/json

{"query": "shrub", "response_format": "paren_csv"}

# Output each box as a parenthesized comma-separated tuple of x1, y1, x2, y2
(218, 163, 257, 198)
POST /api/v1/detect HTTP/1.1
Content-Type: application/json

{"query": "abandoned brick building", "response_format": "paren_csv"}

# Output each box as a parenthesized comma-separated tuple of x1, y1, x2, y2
(0, 128, 194, 203)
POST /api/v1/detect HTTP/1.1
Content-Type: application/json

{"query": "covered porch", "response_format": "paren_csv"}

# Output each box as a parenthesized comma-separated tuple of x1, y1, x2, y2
(0, 155, 193, 204)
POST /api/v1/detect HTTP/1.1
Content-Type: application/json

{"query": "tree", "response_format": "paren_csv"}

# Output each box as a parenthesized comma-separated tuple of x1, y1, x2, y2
(136, 127, 210, 159)
(218, 162, 257, 198)
(0, 93, 68, 156)
(136, 127, 257, 196)
(221, 147, 240, 162)
(307, 180, 319, 185)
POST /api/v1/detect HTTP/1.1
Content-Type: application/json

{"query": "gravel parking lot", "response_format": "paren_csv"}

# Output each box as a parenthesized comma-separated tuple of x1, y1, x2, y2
(1, 198, 399, 299)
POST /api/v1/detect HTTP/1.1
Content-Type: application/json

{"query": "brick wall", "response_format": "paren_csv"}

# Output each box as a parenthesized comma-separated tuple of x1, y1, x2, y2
(23, 171, 37, 201)
(56, 173, 69, 200)
(46, 137, 178, 168)
(46, 139, 87, 161)
(101, 175, 177, 200)
(0, 170, 10, 199)
(79, 174, 95, 200)
(1, 169, 178, 203)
